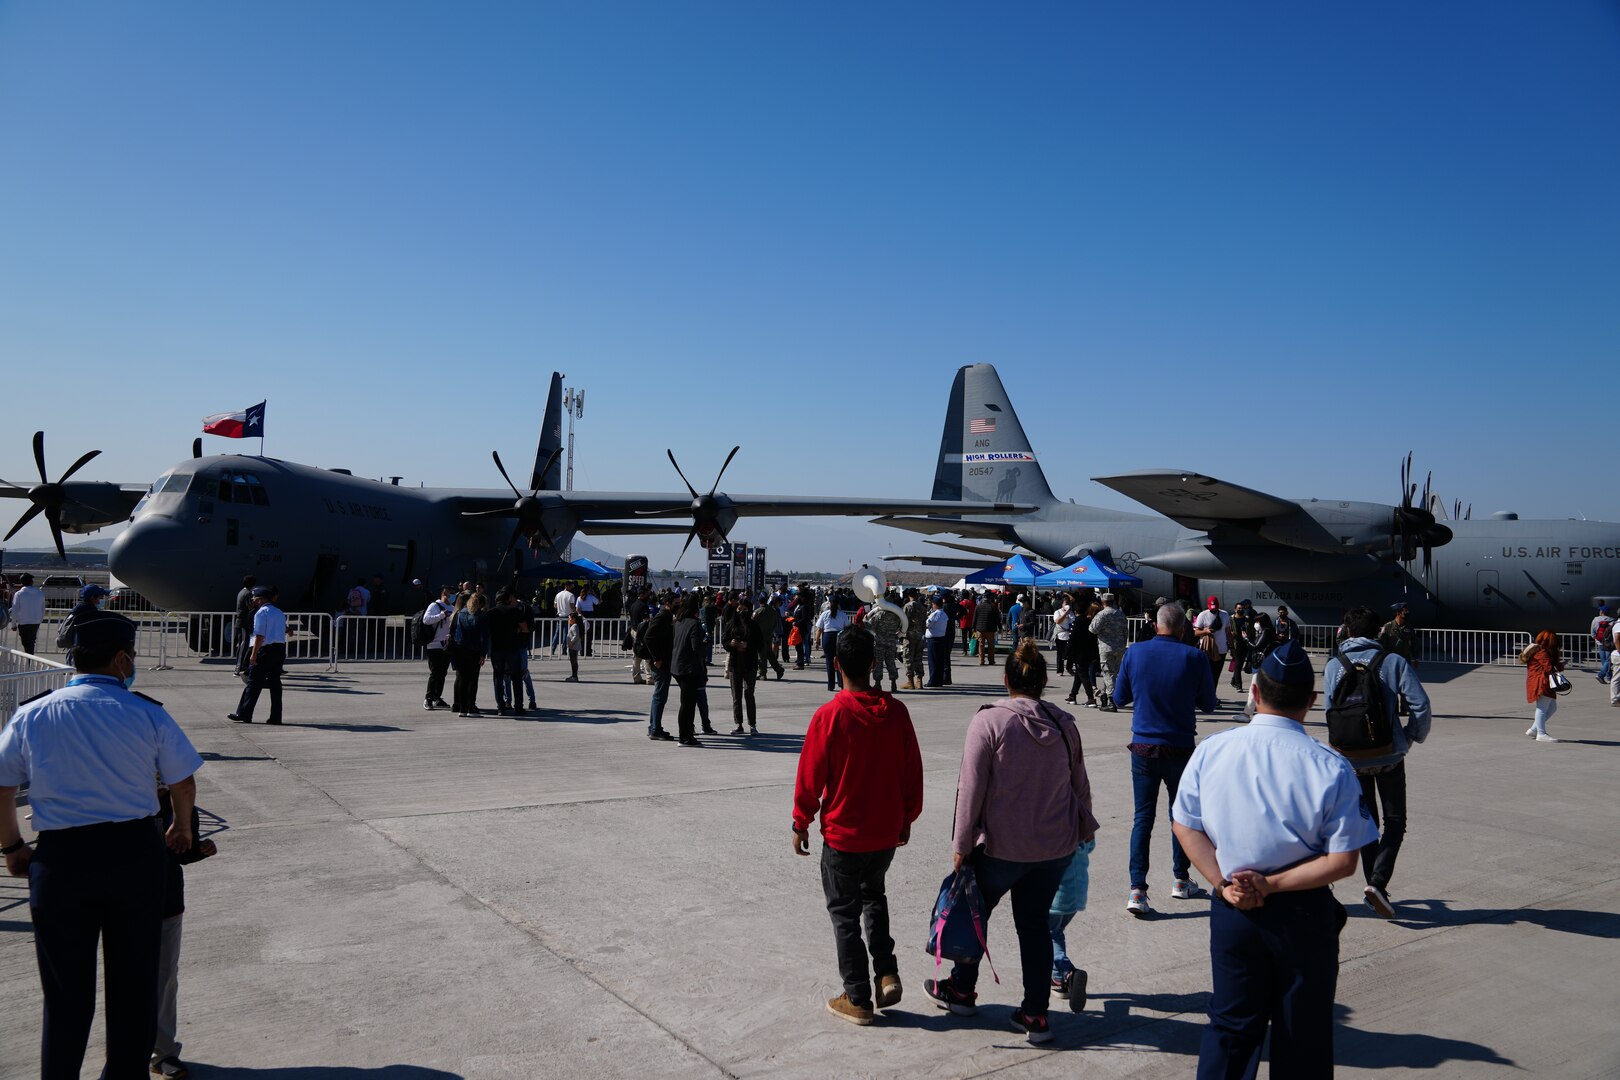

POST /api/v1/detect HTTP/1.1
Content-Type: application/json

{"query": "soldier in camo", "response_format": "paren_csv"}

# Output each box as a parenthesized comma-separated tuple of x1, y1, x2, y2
(903, 589, 929, 690)
(1088, 592, 1128, 712)
(865, 592, 905, 693)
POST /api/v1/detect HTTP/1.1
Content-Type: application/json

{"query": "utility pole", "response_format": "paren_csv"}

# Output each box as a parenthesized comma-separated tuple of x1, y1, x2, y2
(562, 385, 584, 561)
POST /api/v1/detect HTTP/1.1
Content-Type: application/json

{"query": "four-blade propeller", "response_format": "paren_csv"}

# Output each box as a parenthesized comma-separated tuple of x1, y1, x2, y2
(1, 431, 102, 561)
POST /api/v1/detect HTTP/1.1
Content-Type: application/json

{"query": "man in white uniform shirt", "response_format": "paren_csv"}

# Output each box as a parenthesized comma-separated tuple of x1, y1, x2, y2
(10, 572, 45, 653)
(230, 586, 287, 725)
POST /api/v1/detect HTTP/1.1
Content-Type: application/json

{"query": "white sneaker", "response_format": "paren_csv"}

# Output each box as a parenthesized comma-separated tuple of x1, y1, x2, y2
(1126, 889, 1152, 917)
(1525, 726, 1537, 737)
(1170, 878, 1202, 900)
(1536, 733, 1559, 742)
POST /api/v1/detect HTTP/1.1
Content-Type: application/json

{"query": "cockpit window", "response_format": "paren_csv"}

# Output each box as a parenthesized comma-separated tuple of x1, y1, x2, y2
(157, 473, 192, 495)
(215, 471, 270, 506)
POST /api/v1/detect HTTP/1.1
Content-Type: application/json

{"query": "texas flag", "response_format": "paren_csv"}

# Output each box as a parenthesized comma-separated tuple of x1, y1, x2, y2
(202, 401, 266, 438)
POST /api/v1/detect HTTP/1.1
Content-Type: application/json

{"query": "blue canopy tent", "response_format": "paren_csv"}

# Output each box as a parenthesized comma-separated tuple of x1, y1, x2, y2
(517, 557, 621, 581)
(1034, 557, 1143, 590)
(961, 554, 1056, 587)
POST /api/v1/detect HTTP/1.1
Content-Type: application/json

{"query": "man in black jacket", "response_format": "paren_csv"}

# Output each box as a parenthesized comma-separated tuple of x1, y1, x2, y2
(670, 595, 708, 746)
(644, 600, 676, 741)
(973, 593, 1002, 665)
(725, 600, 766, 734)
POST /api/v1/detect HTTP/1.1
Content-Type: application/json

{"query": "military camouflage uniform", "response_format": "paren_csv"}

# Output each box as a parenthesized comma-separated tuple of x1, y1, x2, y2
(865, 605, 904, 688)
(1379, 619, 1419, 666)
(1089, 605, 1128, 708)
(904, 597, 929, 682)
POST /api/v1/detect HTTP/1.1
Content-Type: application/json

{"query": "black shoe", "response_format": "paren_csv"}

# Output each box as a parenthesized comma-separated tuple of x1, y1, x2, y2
(229, 714, 250, 723)
(702, 726, 718, 735)
(678, 737, 703, 747)
(434, 699, 452, 709)
(1062, 697, 1077, 705)
(731, 726, 745, 735)
(423, 700, 435, 711)
(266, 719, 282, 725)
(650, 730, 675, 741)
(748, 725, 758, 736)
(498, 706, 512, 716)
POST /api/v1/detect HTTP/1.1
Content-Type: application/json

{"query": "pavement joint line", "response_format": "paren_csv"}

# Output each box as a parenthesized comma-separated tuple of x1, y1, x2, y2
(220, 715, 742, 1079)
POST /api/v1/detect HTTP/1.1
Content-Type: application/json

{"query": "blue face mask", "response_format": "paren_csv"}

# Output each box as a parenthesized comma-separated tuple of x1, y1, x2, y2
(121, 653, 137, 690)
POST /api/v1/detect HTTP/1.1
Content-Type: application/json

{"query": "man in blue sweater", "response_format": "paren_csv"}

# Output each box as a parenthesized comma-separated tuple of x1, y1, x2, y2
(1115, 602, 1218, 917)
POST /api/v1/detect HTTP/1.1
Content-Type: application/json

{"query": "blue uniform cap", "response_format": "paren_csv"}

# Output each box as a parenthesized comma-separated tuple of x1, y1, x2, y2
(1390, 602, 1408, 613)
(69, 610, 137, 650)
(80, 583, 109, 600)
(1260, 638, 1313, 687)
(251, 585, 273, 598)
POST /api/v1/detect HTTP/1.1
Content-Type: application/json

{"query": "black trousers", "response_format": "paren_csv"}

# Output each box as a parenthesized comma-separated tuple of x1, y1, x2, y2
(1359, 762, 1408, 891)
(235, 643, 284, 723)
(674, 673, 703, 741)
(820, 844, 897, 1008)
(425, 647, 451, 703)
(233, 620, 252, 673)
(31, 818, 167, 1080)
(1199, 887, 1338, 1080)
(730, 668, 757, 727)
(1054, 637, 1070, 675)
(18, 622, 39, 654)
(452, 649, 483, 712)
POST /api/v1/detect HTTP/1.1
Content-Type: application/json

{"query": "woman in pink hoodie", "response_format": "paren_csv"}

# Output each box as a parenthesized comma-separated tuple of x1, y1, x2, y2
(925, 639, 1099, 1044)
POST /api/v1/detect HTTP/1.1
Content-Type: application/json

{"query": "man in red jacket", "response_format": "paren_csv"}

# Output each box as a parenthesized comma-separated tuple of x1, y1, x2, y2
(793, 625, 924, 1027)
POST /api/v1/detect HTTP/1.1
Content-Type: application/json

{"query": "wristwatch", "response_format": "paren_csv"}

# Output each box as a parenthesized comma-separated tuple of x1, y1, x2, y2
(0, 838, 27, 856)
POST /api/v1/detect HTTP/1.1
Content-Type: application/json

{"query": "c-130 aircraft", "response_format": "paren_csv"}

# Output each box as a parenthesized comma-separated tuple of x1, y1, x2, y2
(0, 373, 1030, 613)
(876, 364, 1620, 633)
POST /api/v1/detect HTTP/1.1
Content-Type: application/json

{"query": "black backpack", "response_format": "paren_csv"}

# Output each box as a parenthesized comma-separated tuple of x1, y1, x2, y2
(410, 609, 438, 647)
(1326, 644, 1395, 760)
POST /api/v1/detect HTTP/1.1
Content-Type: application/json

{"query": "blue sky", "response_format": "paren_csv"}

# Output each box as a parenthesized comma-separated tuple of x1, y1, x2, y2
(3, 2, 1618, 571)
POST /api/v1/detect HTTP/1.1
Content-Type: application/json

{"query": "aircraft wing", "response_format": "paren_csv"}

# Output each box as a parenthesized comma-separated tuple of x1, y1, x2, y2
(866, 515, 1024, 542)
(562, 493, 1035, 520)
(1091, 471, 1299, 532)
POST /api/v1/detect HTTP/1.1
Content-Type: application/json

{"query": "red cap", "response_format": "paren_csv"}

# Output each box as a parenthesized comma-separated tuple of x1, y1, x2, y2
(1207, 596, 1219, 609)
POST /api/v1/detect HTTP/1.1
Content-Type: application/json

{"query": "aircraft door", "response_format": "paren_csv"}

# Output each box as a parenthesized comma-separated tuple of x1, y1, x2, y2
(1477, 570, 1499, 608)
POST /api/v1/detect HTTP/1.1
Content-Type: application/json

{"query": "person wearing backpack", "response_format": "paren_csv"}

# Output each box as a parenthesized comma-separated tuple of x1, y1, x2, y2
(1322, 606, 1432, 920)
(1590, 604, 1614, 684)
(420, 585, 457, 710)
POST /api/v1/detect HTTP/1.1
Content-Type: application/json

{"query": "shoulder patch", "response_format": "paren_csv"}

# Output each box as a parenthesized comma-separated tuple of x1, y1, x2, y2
(131, 691, 165, 707)
(16, 688, 54, 706)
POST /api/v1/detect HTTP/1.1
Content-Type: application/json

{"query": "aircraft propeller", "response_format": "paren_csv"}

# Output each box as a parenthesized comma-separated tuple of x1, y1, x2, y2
(1392, 452, 1453, 578)
(0, 431, 102, 561)
(462, 447, 567, 574)
(639, 446, 741, 567)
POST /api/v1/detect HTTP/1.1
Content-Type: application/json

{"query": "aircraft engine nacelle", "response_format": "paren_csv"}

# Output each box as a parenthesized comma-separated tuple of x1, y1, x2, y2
(696, 504, 739, 550)
(1258, 502, 1414, 555)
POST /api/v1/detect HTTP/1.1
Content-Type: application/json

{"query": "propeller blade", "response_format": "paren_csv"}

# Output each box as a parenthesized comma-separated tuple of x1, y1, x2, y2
(32, 431, 47, 485)
(666, 450, 700, 500)
(535, 447, 564, 494)
(491, 451, 523, 500)
(57, 448, 101, 484)
(4, 501, 45, 541)
(706, 445, 741, 497)
(495, 520, 524, 576)
(673, 528, 697, 568)
(48, 516, 67, 562)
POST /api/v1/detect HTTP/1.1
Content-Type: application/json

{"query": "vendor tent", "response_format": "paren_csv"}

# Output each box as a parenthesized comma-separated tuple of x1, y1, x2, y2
(962, 554, 1056, 587)
(1035, 557, 1143, 590)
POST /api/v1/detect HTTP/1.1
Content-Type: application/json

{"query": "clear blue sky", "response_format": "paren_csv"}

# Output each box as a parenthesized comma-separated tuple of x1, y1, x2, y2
(3, 2, 1618, 571)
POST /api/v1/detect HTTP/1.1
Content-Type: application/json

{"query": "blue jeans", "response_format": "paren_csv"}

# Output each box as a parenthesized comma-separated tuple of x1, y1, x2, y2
(648, 669, 671, 736)
(1048, 912, 1077, 979)
(490, 648, 523, 709)
(1600, 648, 1613, 682)
(822, 631, 841, 690)
(1130, 752, 1191, 890)
(949, 851, 1072, 1016)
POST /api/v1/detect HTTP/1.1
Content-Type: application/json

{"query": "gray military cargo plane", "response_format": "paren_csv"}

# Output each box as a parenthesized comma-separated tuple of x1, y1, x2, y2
(875, 363, 1620, 632)
(2, 373, 1029, 613)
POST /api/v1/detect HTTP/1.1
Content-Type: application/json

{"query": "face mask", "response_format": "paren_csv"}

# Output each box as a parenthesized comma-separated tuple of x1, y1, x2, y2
(95, 598, 107, 610)
(121, 653, 137, 691)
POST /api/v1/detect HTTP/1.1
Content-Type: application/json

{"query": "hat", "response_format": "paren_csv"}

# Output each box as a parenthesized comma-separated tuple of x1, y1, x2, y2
(1601, 603, 1610, 614)
(1390, 602, 1408, 613)
(70, 610, 137, 651)
(251, 585, 273, 598)
(1259, 639, 1314, 687)
(1207, 595, 1219, 610)
(80, 583, 110, 600)
(1100, 592, 1115, 603)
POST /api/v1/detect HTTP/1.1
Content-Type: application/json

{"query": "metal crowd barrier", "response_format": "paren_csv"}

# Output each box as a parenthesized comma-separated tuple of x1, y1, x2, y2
(1, 646, 74, 728)
(322, 614, 632, 671)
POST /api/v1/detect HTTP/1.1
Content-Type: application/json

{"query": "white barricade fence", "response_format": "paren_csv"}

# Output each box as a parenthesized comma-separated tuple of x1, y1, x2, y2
(151, 612, 335, 671)
(2, 646, 74, 728)
(528, 617, 632, 659)
(323, 614, 633, 671)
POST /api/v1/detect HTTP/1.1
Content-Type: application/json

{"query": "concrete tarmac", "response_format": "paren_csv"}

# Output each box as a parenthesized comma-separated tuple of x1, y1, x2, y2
(3, 649, 1618, 1079)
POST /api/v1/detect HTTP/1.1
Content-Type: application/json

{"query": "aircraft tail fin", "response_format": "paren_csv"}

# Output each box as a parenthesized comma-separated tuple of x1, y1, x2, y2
(533, 372, 564, 491)
(930, 364, 1056, 506)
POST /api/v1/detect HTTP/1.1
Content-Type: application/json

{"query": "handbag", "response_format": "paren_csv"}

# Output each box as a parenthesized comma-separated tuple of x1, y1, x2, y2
(1548, 670, 1574, 695)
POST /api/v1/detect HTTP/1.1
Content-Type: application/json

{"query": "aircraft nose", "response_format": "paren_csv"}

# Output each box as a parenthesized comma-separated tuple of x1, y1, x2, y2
(110, 517, 197, 611)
